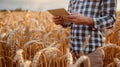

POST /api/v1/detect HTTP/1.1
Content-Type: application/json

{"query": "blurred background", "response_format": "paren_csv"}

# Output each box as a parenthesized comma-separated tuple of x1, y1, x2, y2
(0, 0, 120, 11)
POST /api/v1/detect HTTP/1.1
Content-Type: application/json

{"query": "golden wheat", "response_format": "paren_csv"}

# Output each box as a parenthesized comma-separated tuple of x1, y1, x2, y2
(0, 10, 120, 67)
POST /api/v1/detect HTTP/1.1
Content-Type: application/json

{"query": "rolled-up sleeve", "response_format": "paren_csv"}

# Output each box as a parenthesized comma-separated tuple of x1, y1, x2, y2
(93, 0, 116, 30)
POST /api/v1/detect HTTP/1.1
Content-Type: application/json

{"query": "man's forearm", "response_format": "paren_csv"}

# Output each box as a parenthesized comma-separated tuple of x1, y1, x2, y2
(83, 16, 94, 28)
(63, 13, 94, 27)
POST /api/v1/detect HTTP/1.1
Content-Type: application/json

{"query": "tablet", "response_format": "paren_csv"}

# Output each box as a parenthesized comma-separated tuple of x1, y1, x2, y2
(48, 8, 69, 16)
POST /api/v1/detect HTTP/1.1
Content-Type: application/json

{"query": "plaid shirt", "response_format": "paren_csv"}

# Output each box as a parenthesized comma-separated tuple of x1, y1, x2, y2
(67, 0, 116, 54)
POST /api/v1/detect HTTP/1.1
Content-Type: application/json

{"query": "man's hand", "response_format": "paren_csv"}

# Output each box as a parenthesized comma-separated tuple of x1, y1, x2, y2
(53, 16, 66, 26)
(63, 13, 94, 27)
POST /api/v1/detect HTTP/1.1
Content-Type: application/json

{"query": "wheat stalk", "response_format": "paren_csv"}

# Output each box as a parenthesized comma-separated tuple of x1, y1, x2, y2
(65, 50, 73, 67)
(114, 58, 120, 67)
(73, 56, 88, 67)
(23, 40, 39, 48)
(23, 60, 31, 67)
(14, 49, 24, 67)
(32, 47, 60, 67)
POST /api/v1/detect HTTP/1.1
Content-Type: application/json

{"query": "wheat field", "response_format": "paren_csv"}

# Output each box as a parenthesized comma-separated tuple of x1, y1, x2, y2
(0, 11, 120, 67)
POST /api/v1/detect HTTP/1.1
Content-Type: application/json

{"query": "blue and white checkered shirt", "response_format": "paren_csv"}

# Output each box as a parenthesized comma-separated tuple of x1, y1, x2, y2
(67, 0, 116, 54)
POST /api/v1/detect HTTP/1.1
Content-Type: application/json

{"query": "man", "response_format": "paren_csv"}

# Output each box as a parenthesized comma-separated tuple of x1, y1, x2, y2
(53, 0, 116, 66)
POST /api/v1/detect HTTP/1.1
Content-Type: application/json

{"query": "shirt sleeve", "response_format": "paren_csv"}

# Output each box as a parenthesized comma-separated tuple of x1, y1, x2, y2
(93, 0, 116, 30)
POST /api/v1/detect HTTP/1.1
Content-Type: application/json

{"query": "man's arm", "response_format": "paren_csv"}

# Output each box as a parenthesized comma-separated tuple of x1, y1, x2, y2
(63, 13, 94, 27)
(93, 0, 116, 30)
(63, 0, 116, 30)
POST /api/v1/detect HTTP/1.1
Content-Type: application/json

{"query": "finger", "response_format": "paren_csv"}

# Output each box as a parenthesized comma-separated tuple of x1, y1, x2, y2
(55, 21, 64, 25)
(62, 16, 74, 22)
(53, 18, 64, 23)
(53, 18, 64, 22)
(53, 16, 64, 21)
(63, 15, 75, 19)
(53, 16, 61, 19)
(63, 16, 76, 22)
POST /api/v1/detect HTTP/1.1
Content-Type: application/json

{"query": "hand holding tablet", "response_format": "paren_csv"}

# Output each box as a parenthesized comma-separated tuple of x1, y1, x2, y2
(48, 8, 69, 16)
(48, 8, 69, 27)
